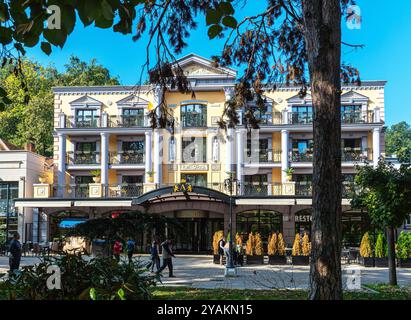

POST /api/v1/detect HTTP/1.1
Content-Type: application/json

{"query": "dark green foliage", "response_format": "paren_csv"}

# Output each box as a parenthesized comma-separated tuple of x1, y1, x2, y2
(385, 122, 411, 163)
(2, 252, 157, 300)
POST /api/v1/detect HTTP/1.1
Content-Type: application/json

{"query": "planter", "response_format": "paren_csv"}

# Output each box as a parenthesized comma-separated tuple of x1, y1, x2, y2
(39, 177, 47, 183)
(292, 255, 309, 265)
(359, 256, 374, 267)
(147, 176, 154, 183)
(374, 257, 388, 268)
(236, 254, 244, 266)
(92, 176, 101, 183)
(213, 254, 221, 264)
(398, 258, 411, 268)
(246, 255, 264, 265)
(268, 255, 287, 265)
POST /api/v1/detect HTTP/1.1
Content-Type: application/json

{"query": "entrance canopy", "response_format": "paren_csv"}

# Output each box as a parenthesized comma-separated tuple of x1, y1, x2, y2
(133, 186, 231, 206)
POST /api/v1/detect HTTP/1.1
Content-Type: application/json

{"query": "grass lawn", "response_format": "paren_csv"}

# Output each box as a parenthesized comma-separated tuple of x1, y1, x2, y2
(151, 285, 411, 300)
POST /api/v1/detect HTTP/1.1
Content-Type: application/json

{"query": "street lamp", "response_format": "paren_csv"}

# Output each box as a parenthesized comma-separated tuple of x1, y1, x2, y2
(224, 172, 239, 277)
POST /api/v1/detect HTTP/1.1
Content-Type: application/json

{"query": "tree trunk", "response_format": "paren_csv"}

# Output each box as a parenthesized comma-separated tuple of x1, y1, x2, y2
(302, 0, 343, 300)
(386, 226, 397, 285)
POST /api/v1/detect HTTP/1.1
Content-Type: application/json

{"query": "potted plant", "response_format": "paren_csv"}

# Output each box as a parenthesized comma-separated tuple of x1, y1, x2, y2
(359, 232, 374, 267)
(292, 233, 309, 265)
(268, 233, 287, 265)
(235, 233, 244, 266)
(246, 232, 264, 264)
(38, 174, 48, 184)
(283, 168, 294, 182)
(374, 233, 388, 267)
(397, 231, 411, 268)
(212, 230, 224, 264)
(90, 170, 101, 183)
(146, 170, 155, 183)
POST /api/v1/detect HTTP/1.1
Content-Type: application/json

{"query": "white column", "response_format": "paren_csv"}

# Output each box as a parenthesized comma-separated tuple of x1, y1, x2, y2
(374, 107, 381, 123)
(100, 132, 110, 191)
(373, 127, 381, 167)
(224, 87, 235, 176)
(236, 129, 245, 195)
(57, 132, 66, 189)
(145, 131, 153, 183)
(153, 129, 162, 184)
(281, 129, 289, 183)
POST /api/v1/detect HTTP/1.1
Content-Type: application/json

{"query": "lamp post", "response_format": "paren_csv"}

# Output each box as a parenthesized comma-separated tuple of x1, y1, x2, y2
(224, 172, 238, 277)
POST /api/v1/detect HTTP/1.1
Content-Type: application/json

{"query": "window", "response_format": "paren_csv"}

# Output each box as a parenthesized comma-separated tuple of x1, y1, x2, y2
(291, 140, 314, 162)
(342, 139, 363, 161)
(212, 137, 219, 162)
(122, 108, 144, 127)
(291, 106, 313, 124)
(74, 176, 93, 198)
(75, 109, 99, 127)
(293, 175, 312, 196)
(341, 105, 362, 124)
(74, 142, 98, 164)
(181, 104, 207, 127)
(181, 174, 207, 187)
(181, 137, 207, 163)
(244, 175, 268, 196)
(405, 215, 411, 229)
(169, 137, 176, 162)
(121, 141, 144, 164)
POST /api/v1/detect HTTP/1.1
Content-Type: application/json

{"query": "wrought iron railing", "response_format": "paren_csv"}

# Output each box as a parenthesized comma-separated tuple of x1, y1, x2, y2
(290, 150, 314, 162)
(109, 151, 144, 165)
(109, 115, 145, 128)
(66, 116, 101, 128)
(181, 112, 207, 127)
(66, 151, 100, 165)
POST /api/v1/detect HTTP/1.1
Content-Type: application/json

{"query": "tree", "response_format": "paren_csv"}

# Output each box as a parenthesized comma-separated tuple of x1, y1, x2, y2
(351, 160, 411, 285)
(359, 232, 372, 258)
(385, 122, 411, 163)
(268, 233, 278, 255)
(292, 233, 302, 256)
(374, 233, 385, 258)
(0, 0, 361, 299)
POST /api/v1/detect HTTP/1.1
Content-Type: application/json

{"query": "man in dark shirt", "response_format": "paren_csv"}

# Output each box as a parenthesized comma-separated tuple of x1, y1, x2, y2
(9, 232, 22, 275)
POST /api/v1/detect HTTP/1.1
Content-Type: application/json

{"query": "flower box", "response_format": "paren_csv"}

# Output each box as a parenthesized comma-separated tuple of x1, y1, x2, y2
(268, 255, 287, 265)
(398, 258, 411, 268)
(292, 256, 309, 265)
(246, 255, 264, 265)
(374, 257, 388, 268)
(359, 257, 374, 267)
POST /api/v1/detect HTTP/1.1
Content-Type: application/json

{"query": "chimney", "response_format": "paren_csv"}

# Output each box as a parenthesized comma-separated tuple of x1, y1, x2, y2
(24, 142, 36, 153)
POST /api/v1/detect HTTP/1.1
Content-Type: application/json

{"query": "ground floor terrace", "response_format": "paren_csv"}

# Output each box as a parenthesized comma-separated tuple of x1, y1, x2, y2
(15, 186, 369, 251)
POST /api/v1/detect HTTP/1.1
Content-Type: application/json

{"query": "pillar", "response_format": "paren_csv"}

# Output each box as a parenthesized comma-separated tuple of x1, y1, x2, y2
(153, 129, 162, 184)
(281, 129, 289, 182)
(100, 132, 109, 192)
(57, 132, 66, 191)
(236, 129, 245, 195)
(145, 131, 153, 183)
(373, 127, 381, 167)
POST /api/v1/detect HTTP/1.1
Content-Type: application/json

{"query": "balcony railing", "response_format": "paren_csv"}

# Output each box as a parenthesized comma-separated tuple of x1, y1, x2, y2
(246, 149, 282, 163)
(295, 182, 312, 196)
(341, 148, 373, 162)
(341, 110, 374, 124)
(254, 112, 283, 125)
(66, 116, 101, 128)
(288, 112, 313, 125)
(109, 151, 144, 165)
(290, 150, 314, 162)
(110, 115, 145, 128)
(107, 184, 144, 197)
(66, 151, 100, 165)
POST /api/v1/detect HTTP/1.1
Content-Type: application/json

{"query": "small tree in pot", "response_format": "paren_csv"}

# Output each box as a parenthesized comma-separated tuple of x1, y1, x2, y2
(292, 233, 309, 265)
(235, 233, 244, 266)
(374, 233, 388, 267)
(212, 230, 224, 264)
(397, 232, 411, 268)
(359, 232, 374, 267)
(245, 232, 263, 265)
(268, 233, 287, 265)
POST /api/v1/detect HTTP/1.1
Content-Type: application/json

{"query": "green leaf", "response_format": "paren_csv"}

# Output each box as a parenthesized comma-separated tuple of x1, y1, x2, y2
(218, 2, 235, 15)
(100, 0, 114, 20)
(0, 26, 12, 45)
(14, 43, 26, 55)
(40, 42, 52, 55)
(94, 16, 113, 29)
(90, 288, 97, 300)
(117, 288, 126, 300)
(43, 29, 67, 48)
(206, 9, 221, 26)
(61, 5, 76, 35)
(222, 16, 237, 28)
(208, 24, 223, 39)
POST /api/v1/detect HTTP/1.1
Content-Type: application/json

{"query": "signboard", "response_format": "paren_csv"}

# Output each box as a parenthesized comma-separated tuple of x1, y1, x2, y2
(180, 164, 208, 171)
(295, 214, 312, 223)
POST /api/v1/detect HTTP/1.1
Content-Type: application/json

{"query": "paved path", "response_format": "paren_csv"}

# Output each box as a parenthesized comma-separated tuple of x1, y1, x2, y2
(1, 255, 411, 290)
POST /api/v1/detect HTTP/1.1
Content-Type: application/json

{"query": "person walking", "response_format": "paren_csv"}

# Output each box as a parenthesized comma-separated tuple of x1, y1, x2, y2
(126, 238, 135, 263)
(149, 240, 160, 272)
(9, 232, 22, 275)
(157, 239, 175, 277)
(218, 236, 225, 265)
(113, 239, 122, 263)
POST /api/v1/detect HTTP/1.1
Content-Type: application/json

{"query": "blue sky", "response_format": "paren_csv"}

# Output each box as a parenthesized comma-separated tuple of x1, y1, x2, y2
(26, 0, 411, 126)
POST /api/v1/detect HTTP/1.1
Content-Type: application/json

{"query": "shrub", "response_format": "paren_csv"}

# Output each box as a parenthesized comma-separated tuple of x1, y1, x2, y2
(245, 233, 254, 256)
(212, 230, 224, 255)
(2, 252, 156, 300)
(374, 233, 386, 258)
(254, 233, 264, 256)
(268, 233, 278, 255)
(292, 233, 302, 256)
(360, 232, 372, 258)
(277, 233, 286, 256)
(235, 233, 243, 246)
(397, 231, 411, 259)
(302, 233, 311, 256)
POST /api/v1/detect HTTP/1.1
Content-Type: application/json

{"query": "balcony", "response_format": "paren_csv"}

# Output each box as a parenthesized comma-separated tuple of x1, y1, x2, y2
(246, 149, 282, 163)
(110, 115, 145, 128)
(254, 112, 283, 125)
(109, 151, 145, 165)
(341, 110, 374, 124)
(107, 184, 144, 197)
(288, 112, 313, 125)
(290, 151, 313, 162)
(290, 148, 373, 163)
(66, 151, 100, 165)
(66, 116, 101, 128)
(295, 182, 312, 196)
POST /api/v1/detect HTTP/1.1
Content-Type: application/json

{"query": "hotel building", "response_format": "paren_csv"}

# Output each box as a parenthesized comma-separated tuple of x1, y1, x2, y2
(15, 54, 386, 251)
